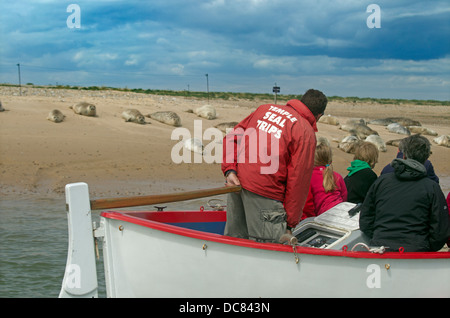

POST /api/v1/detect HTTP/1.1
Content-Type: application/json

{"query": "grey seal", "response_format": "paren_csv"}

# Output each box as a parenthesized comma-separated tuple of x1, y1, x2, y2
(387, 123, 411, 135)
(346, 118, 366, 125)
(433, 135, 450, 148)
(194, 105, 216, 120)
(339, 123, 378, 139)
(386, 139, 403, 147)
(318, 115, 339, 125)
(122, 109, 146, 124)
(368, 118, 395, 126)
(408, 126, 438, 136)
(369, 117, 421, 127)
(214, 122, 238, 133)
(365, 134, 387, 152)
(184, 138, 204, 154)
(337, 135, 361, 153)
(148, 111, 181, 127)
(47, 109, 65, 123)
(387, 117, 421, 127)
(70, 102, 96, 117)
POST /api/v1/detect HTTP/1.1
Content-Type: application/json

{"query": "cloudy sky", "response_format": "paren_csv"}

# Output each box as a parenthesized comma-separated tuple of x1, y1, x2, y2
(1, 0, 449, 100)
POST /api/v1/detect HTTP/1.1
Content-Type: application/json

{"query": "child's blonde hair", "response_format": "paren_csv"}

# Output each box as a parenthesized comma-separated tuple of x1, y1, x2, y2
(314, 138, 336, 193)
(354, 141, 379, 168)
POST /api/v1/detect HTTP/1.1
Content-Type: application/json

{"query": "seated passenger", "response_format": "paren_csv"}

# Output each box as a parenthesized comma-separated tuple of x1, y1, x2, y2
(359, 134, 449, 252)
(302, 138, 347, 219)
(381, 137, 439, 183)
(344, 141, 379, 204)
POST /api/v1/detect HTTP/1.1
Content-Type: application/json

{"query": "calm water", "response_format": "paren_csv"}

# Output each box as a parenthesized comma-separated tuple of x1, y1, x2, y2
(0, 195, 223, 298)
(0, 197, 103, 297)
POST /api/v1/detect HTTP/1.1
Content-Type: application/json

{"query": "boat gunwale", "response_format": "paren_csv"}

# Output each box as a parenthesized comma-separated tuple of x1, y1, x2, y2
(100, 210, 450, 260)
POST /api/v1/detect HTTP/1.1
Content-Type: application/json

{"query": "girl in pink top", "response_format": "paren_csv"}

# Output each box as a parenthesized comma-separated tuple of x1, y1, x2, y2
(302, 138, 347, 218)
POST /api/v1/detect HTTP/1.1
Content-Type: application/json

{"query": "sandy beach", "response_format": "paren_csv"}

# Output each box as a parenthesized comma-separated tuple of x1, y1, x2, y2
(0, 86, 449, 201)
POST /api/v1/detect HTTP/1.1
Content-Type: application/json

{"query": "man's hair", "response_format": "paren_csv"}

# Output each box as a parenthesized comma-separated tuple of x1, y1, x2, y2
(301, 89, 328, 116)
(354, 141, 379, 168)
(402, 134, 431, 164)
(398, 138, 406, 152)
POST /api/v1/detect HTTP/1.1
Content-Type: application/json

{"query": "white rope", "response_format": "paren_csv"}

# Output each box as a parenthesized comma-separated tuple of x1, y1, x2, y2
(351, 242, 386, 254)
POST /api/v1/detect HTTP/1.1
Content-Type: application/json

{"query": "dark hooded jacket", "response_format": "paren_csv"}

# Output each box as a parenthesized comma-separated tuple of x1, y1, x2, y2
(344, 160, 378, 204)
(359, 158, 449, 252)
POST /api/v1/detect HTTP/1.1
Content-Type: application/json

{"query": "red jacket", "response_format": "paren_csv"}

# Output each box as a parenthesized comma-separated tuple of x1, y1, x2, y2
(308, 166, 348, 216)
(222, 100, 317, 228)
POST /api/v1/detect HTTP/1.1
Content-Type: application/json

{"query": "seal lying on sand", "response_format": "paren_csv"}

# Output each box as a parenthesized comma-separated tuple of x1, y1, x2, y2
(368, 118, 395, 126)
(408, 126, 438, 136)
(386, 139, 403, 147)
(318, 115, 339, 125)
(388, 117, 421, 127)
(337, 135, 361, 153)
(0, 101, 5, 112)
(70, 102, 96, 117)
(47, 109, 65, 123)
(193, 105, 217, 120)
(387, 123, 411, 135)
(184, 138, 204, 154)
(369, 117, 421, 127)
(122, 109, 146, 124)
(147, 111, 181, 127)
(433, 135, 450, 148)
(214, 122, 238, 133)
(346, 118, 366, 125)
(339, 123, 378, 139)
(365, 134, 387, 152)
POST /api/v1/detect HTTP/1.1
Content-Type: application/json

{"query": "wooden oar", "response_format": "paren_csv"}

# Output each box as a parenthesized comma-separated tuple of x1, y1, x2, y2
(90, 185, 241, 210)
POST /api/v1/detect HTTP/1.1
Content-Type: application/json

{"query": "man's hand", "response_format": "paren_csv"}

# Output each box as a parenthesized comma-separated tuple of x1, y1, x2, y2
(225, 171, 240, 187)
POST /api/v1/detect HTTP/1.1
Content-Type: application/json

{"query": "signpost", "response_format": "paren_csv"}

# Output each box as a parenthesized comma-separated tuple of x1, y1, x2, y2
(273, 83, 280, 104)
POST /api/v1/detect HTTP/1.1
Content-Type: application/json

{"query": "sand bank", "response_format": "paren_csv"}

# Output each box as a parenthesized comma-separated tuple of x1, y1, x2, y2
(0, 86, 449, 200)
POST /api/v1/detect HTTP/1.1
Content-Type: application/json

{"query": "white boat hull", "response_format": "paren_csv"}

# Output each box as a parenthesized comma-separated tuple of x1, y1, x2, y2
(101, 214, 450, 298)
(60, 183, 450, 298)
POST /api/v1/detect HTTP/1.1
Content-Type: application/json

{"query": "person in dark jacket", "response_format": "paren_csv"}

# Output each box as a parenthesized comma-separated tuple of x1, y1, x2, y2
(344, 141, 379, 204)
(380, 137, 439, 184)
(359, 134, 449, 252)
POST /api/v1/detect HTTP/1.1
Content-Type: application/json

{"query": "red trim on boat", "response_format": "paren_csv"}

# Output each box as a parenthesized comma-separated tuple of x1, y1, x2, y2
(101, 210, 450, 260)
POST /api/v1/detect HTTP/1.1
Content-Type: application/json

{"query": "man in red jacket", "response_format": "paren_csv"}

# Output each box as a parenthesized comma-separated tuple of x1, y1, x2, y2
(222, 89, 327, 243)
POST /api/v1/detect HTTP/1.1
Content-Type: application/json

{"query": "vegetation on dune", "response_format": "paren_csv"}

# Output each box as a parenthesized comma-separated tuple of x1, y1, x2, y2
(1, 83, 449, 106)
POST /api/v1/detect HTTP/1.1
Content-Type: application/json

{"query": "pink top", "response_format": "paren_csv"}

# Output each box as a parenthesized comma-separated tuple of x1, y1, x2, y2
(307, 166, 348, 216)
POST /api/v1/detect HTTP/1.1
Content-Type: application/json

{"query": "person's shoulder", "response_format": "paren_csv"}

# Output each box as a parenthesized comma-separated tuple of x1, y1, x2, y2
(364, 168, 378, 179)
(371, 171, 391, 187)
(347, 168, 377, 179)
(420, 175, 441, 189)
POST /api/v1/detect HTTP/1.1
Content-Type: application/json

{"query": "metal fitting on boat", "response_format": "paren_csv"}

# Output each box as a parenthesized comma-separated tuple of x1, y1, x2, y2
(293, 246, 299, 264)
(119, 225, 124, 231)
(385, 264, 390, 270)
(202, 244, 207, 250)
